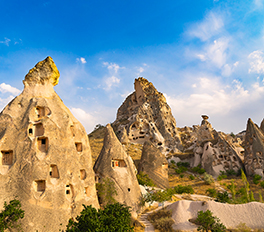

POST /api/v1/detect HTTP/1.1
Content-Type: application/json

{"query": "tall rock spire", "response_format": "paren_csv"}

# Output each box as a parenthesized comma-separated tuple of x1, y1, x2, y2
(0, 57, 99, 231)
(113, 77, 183, 154)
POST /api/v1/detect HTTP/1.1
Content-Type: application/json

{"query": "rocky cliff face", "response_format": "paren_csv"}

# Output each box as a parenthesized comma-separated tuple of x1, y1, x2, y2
(93, 124, 142, 218)
(138, 141, 169, 189)
(113, 77, 182, 154)
(0, 57, 99, 232)
(244, 118, 264, 177)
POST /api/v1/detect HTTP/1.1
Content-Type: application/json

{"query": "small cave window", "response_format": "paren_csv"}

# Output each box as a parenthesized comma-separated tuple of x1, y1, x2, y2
(36, 106, 51, 119)
(29, 128, 33, 135)
(35, 123, 44, 136)
(85, 187, 90, 196)
(70, 125, 75, 137)
(157, 142, 162, 146)
(75, 142, 83, 152)
(128, 188, 131, 192)
(111, 159, 127, 168)
(49, 165, 59, 178)
(80, 169, 86, 180)
(1, 150, 13, 165)
(66, 184, 73, 195)
(35, 180, 46, 192)
(37, 137, 48, 152)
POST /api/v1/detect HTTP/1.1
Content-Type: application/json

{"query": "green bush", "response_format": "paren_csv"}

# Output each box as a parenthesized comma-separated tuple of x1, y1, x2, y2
(216, 191, 230, 203)
(196, 210, 226, 232)
(226, 169, 238, 176)
(66, 203, 133, 232)
(192, 166, 205, 174)
(260, 181, 264, 188)
(206, 188, 217, 198)
(189, 175, 195, 180)
(203, 173, 214, 185)
(96, 177, 118, 206)
(175, 166, 187, 174)
(148, 209, 174, 232)
(136, 172, 156, 187)
(177, 162, 190, 168)
(217, 174, 227, 181)
(0, 199, 24, 232)
(180, 174, 184, 178)
(174, 185, 194, 194)
(253, 174, 262, 185)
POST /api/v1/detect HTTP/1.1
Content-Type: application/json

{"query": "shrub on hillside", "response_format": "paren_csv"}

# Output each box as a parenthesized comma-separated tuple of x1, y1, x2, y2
(216, 191, 230, 203)
(176, 162, 190, 168)
(174, 185, 194, 194)
(189, 174, 195, 180)
(148, 209, 174, 232)
(206, 188, 217, 198)
(196, 210, 226, 232)
(66, 203, 133, 232)
(192, 166, 206, 174)
(203, 173, 214, 185)
(136, 172, 156, 187)
(253, 174, 262, 185)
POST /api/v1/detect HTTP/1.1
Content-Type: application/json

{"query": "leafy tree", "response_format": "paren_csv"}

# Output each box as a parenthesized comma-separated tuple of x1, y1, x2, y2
(96, 178, 117, 206)
(196, 210, 226, 232)
(216, 191, 230, 203)
(0, 199, 24, 232)
(136, 172, 155, 187)
(241, 170, 250, 202)
(203, 173, 214, 185)
(66, 203, 133, 232)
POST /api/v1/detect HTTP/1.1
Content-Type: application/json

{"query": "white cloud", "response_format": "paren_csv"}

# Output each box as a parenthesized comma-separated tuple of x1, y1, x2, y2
(0, 83, 21, 95)
(71, 107, 98, 133)
(254, 0, 263, 8)
(104, 76, 120, 90)
(187, 12, 224, 41)
(138, 67, 144, 73)
(0, 38, 11, 46)
(221, 62, 239, 77)
(103, 62, 123, 73)
(76, 57, 87, 64)
(248, 50, 264, 74)
(164, 76, 264, 132)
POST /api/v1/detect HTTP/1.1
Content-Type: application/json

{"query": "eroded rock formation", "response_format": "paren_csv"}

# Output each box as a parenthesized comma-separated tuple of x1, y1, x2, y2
(93, 124, 142, 218)
(138, 141, 169, 189)
(113, 77, 182, 154)
(0, 57, 99, 231)
(244, 118, 264, 177)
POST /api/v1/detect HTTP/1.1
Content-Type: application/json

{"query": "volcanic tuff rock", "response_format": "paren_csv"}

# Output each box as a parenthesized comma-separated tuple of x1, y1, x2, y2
(113, 77, 183, 154)
(0, 57, 99, 232)
(93, 124, 142, 218)
(244, 118, 264, 177)
(138, 141, 169, 189)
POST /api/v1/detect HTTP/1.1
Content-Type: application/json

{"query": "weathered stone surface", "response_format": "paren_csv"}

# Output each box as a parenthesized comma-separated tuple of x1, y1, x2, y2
(113, 77, 182, 154)
(201, 132, 243, 176)
(118, 127, 129, 145)
(138, 141, 169, 189)
(0, 57, 99, 232)
(93, 124, 142, 218)
(244, 118, 264, 177)
(197, 115, 215, 145)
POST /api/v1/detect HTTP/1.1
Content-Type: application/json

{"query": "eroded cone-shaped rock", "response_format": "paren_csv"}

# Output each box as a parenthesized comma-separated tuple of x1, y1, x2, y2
(0, 57, 99, 232)
(201, 132, 243, 176)
(138, 141, 169, 189)
(244, 118, 264, 176)
(118, 127, 129, 145)
(93, 124, 142, 218)
(197, 115, 215, 145)
(113, 77, 182, 154)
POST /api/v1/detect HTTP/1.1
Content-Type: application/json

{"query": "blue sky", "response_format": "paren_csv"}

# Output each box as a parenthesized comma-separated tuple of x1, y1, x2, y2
(1, 0, 264, 134)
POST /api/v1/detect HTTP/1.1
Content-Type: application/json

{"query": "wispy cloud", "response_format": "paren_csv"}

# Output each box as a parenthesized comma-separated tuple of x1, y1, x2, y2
(102, 62, 124, 90)
(187, 12, 224, 41)
(0, 83, 21, 95)
(248, 50, 264, 74)
(76, 57, 87, 64)
(0, 38, 11, 46)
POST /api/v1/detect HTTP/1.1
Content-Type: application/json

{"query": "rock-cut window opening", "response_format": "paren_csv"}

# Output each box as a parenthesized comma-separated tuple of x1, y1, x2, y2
(37, 137, 48, 152)
(1, 150, 13, 165)
(80, 169, 86, 180)
(111, 159, 127, 168)
(35, 123, 44, 137)
(75, 142, 83, 152)
(49, 165, 59, 178)
(29, 128, 33, 135)
(35, 180, 46, 192)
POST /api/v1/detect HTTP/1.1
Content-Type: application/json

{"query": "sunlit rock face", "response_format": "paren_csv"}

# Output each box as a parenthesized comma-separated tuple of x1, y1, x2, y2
(0, 57, 99, 232)
(138, 141, 169, 189)
(93, 124, 142, 218)
(113, 77, 183, 154)
(244, 118, 264, 177)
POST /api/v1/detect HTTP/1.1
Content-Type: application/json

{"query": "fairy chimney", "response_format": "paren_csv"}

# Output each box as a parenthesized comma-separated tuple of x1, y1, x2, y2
(0, 57, 99, 232)
(197, 115, 215, 145)
(138, 141, 169, 189)
(244, 118, 264, 177)
(113, 77, 183, 154)
(93, 124, 142, 218)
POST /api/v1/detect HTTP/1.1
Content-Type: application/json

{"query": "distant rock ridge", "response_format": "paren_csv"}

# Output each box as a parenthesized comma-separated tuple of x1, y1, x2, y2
(0, 57, 99, 232)
(113, 77, 183, 154)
